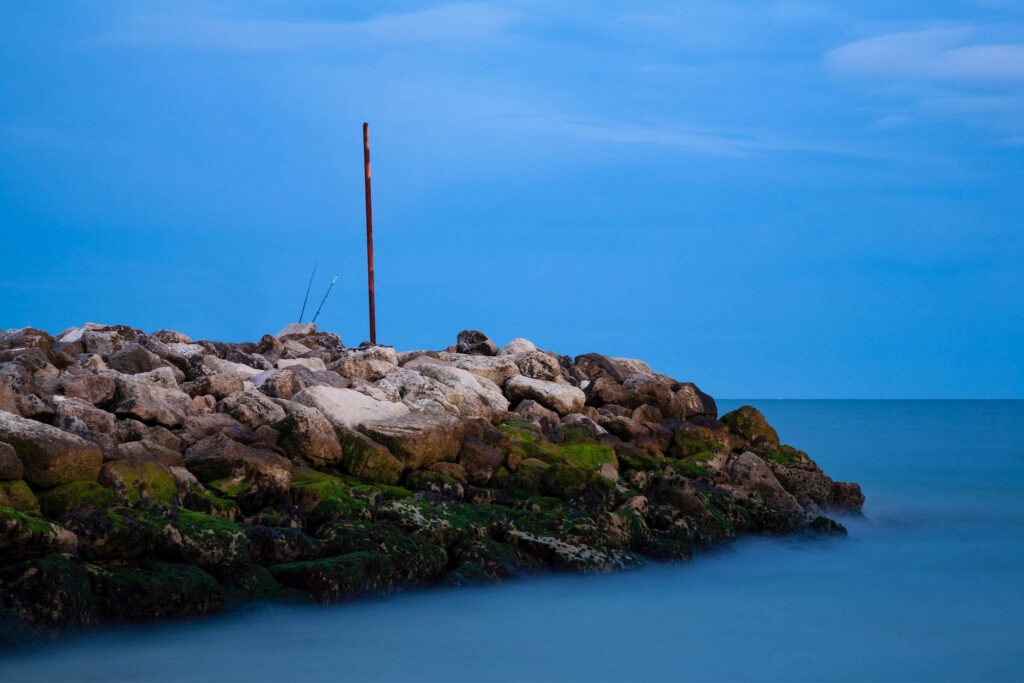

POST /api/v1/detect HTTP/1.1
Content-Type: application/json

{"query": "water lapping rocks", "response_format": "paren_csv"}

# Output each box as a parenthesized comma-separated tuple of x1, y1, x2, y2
(0, 323, 863, 644)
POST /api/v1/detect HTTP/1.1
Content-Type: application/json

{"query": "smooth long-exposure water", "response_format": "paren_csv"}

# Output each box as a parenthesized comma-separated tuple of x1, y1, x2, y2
(2, 400, 1022, 682)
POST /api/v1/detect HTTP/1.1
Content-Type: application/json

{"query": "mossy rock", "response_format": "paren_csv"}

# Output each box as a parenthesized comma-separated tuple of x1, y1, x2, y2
(317, 520, 448, 583)
(182, 488, 241, 522)
(87, 561, 224, 621)
(206, 477, 252, 500)
(225, 565, 312, 605)
(768, 444, 805, 467)
(98, 461, 177, 505)
(59, 507, 156, 561)
(0, 506, 78, 564)
(271, 551, 398, 603)
(557, 443, 618, 470)
(450, 537, 542, 581)
(37, 481, 115, 517)
(559, 426, 589, 443)
(663, 458, 712, 482)
(290, 476, 371, 527)
(539, 464, 616, 503)
(126, 502, 252, 575)
(614, 445, 663, 472)
(498, 424, 561, 463)
(0, 553, 96, 632)
(667, 430, 722, 459)
(0, 602, 33, 648)
(0, 480, 39, 512)
(720, 406, 780, 449)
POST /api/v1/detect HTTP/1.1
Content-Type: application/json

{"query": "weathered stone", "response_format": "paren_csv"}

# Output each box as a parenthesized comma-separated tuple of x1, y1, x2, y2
(111, 440, 184, 467)
(98, 461, 177, 504)
(184, 434, 292, 513)
(217, 390, 286, 430)
(52, 372, 117, 406)
(275, 322, 316, 340)
(53, 397, 116, 434)
(335, 428, 404, 485)
(152, 329, 192, 344)
(0, 480, 38, 511)
(0, 508, 78, 563)
(36, 481, 116, 517)
(359, 411, 469, 470)
(375, 369, 461, 414)
(505, 376, 585, 416)
(0, 411, 103, 488)
(620, 374, 682, 416)
(87, 561, 224, 621)
(428, 461, 468, 483)
(271, 403, 344, 468)
(514, 351, 562, 381)
(513, 399, 560, 424)
(277, 358, 327, 372)
(0, 554, 95, 632)
(457, 434, 505, 486)
(0, 382, 18, 415)
(112, 377, 188, 428)
(726, 451, 804, 520)
(675, 382, 717, 418)
(456, 330, 498, 356)
(293, 385, 409, 430)
(449, 355, 520, 385)
(574, 353, 655, 383)
(497, 338, 537, 356)
(832, 481, 865, 511)
(721, 406, 780, 449)
(0, 442, 23, 481)
(107, 343, 164, 375)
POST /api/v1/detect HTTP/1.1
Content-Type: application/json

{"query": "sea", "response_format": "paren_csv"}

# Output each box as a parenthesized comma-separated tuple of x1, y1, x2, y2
(1, 400, 1021, 682)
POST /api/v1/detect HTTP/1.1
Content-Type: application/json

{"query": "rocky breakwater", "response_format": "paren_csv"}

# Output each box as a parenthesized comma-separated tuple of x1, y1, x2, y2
(0, 323, 864, 644)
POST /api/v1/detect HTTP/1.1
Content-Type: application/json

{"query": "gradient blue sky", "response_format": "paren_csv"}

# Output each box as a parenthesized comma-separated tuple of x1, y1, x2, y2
(1, 1, 1022, 398)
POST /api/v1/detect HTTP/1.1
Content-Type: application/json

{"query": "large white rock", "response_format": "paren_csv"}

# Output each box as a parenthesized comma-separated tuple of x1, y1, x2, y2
(415, 363, 510, 419)
(276, 322, 316, 340)
(292, 385, 409, 430)
(497, 338, 537, 356)
(376, 369, 462, 414)
(203, 356, 263, 381)
(505, 375, 585, 416)
(449, 355, 520, 386)
(276, 358, 327, 372)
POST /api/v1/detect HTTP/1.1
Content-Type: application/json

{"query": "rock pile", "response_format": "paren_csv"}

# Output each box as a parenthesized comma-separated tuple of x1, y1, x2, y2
(0, 323, 863, 644)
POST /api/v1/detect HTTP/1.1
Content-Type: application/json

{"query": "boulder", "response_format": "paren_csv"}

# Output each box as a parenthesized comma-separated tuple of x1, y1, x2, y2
(98, 461, 177, 504)
(111, 441, 184, 467)
(276, 358, 327, 373)
(832, 481, 865, 511)
(271, 403, 344, 469)
(36, 481, 116, 517)
(359, 411, 469, 470)
(0, 508, 78, 563)
(675, 382, 717, 418)
(0, 382, 18, 415)
(0, 480, 38, 511)
(0, 554, 95, 632)
(513, 399, 560, 424)
(329, 347, 399, 381)
(497, 338, 537, 356)
(87, 561, 224, 621)
(449, 355, 520, 385)
(292, 385, 410, 430)
(51, 373, 117, 406)
(111, 377, 188, 428)
(0, 411, 103, 488)
(217, 391, 286, 430)
(415, 363, 510, 419)
(151, 329, 192, 344)
(505, 376, 585, 416)
(620, 374, 682, 416)
(456, 330, 498, 356)
(514, 351, 561, 381)
(0, 442, 23, 480)
(726, 451, 804, 520)
(457, 434, 505, 486)
(574, 353, 655, 383)
(183, 434, 292, 513)
(53, 397, 116, 434)
(335, 429, 404, 485)
(375, 369, 461, 414)
(275, 322, 316, 340)
(720, 406, 780, 449)
(107, 343, 164, 375)
(584, 376, 630, 407)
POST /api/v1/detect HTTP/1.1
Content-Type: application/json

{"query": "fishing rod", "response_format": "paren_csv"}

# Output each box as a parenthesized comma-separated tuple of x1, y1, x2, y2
(311, 275, 338, 325)
(298, 263, 317, 323)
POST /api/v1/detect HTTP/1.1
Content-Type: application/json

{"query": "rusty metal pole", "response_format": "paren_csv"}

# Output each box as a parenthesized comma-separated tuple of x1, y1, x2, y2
(363, 122, 376, 344)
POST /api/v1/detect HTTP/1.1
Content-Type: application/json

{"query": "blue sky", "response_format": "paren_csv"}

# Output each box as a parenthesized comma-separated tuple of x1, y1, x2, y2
(1, 1, 1021, 398)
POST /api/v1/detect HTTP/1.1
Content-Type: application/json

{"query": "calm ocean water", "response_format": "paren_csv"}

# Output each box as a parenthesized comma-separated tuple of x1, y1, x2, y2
(2, 400, 1022, 682)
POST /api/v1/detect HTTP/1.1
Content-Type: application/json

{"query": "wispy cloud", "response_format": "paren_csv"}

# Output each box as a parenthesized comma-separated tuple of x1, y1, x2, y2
(105, 3, 517, 53)
(827, 28, 1024, 83)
